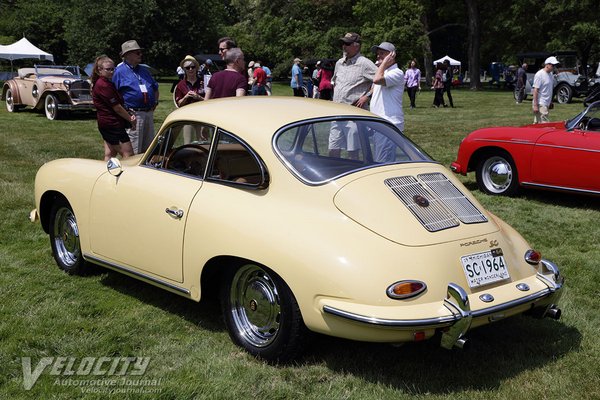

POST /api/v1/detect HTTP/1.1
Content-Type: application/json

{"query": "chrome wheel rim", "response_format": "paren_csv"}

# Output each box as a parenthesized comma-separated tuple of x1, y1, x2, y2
(6, 89, 14, 112)
(557, 86, 570, 104)
(482, 156, 512, 193)
(45, 96, 57, 120)
(230, 265, 281, 348)
(52, 207, 80, 267)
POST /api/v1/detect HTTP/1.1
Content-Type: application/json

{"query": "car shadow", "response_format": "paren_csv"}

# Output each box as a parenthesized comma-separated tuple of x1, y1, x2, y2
(97, 268, 224, 332)
(95, 267, 581, 393)
(302, 316, 581, 394)
(461, 181, 600, 211)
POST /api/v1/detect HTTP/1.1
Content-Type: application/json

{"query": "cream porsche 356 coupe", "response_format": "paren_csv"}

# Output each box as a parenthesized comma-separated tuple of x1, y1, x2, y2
(3, 64, 94, 120)
(32, 97, 564, 362)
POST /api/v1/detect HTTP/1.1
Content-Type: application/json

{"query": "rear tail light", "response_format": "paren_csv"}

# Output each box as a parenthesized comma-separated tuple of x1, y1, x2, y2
(386, 280, 427, 299)
(524, 249, 542, 265)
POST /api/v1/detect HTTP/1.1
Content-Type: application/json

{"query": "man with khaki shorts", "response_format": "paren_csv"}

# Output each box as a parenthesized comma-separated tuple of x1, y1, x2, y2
(532, 56, 559, 123)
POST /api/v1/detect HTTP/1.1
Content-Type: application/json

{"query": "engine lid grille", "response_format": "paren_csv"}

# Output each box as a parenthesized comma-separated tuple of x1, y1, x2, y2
(385, 173, 487, 232)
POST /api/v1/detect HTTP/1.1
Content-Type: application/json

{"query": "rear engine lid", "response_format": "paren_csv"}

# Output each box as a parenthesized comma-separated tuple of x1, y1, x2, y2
(334, 164, 499, 246)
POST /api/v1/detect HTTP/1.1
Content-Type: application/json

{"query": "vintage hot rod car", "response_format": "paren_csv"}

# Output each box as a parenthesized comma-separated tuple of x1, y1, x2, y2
(2, 64, 94, 120)
(32, 97, 564, 362)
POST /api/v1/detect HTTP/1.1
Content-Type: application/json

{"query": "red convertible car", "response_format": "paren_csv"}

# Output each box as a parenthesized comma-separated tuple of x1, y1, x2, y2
(451, 101, 600, 196)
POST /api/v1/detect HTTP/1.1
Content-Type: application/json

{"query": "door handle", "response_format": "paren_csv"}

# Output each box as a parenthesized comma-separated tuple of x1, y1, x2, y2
(165, 207, 184, 219)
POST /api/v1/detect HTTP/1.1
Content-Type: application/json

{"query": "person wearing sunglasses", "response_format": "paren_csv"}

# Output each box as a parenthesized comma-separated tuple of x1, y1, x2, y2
(328, 32, 376, 159)
(217, 37, 237, 60)
(174, 55, 204, 107)
(91, 55, 135, 161)
(113, 39, 160, 154)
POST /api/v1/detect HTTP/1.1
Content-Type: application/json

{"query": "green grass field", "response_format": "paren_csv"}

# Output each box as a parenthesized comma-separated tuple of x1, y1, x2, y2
(1, 82, 599, 399)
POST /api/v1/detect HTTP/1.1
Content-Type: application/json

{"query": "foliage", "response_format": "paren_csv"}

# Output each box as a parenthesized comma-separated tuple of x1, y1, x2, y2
(0, 1, 599, 80)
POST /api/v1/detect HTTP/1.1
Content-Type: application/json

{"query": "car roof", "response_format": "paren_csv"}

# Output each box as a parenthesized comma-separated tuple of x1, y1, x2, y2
(163, 96, 377, 141)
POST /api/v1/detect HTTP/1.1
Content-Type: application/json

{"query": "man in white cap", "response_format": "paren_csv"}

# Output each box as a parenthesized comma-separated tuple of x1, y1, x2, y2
(532, 56, 559, 123)
(369, 41, 404, 162)
(113, 40, 160, 154)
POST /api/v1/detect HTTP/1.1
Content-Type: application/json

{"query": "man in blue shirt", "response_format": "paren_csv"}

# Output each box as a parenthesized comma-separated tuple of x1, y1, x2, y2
(290, 58, 303, 97)
(113, 40, 160, 154)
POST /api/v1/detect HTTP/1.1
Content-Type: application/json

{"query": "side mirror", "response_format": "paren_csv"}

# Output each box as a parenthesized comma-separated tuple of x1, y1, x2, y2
(107, 157, 123, 177)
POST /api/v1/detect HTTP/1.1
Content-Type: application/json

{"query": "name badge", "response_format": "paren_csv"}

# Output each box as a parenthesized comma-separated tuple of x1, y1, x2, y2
(139, 84, 148, 93)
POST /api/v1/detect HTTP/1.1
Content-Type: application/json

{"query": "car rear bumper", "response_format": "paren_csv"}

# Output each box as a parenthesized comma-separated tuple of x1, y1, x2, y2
(321, 259, 563, 348)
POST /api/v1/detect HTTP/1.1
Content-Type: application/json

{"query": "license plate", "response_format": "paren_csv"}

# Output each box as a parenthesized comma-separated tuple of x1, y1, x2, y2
(460, 248, 509, 288)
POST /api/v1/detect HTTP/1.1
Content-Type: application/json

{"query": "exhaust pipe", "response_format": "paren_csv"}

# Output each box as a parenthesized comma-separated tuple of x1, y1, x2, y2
(454, 337, 470, 350)
(545, 306, 562, 320)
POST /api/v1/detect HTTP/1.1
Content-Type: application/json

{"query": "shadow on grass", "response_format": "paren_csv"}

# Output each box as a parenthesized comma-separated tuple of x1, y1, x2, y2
(461, 180, 600, 211)
(97, 268, 224, 332)
(91, 263, 580, 395)
(303, 315, 581, 394)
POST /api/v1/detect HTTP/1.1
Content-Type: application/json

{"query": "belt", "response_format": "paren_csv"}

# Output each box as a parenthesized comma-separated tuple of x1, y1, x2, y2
(130, 107, 152, 112)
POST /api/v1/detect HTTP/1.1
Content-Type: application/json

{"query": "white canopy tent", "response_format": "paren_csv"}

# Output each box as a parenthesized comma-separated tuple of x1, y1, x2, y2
(433, 55, 461, 67)
(0, 37, 54, 63)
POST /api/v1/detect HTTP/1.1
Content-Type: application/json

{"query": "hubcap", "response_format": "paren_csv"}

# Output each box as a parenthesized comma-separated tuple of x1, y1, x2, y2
(230, 265, 281, 347)
(482, 156, 512, 193)
(6, 89, 14, 111)
(46, 97, 57, 119)
(53, 207, 80, 267)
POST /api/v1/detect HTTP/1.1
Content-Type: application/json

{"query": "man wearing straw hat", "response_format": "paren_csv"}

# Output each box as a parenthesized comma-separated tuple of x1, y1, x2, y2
(113, 40, 160, 154)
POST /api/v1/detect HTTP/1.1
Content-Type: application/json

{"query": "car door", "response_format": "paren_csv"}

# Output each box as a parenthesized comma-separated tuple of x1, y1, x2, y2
(89, 122, 215, 283)
(530, 127, 600, 192)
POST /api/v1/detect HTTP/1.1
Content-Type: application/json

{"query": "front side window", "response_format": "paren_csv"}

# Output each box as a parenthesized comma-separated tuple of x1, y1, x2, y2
(144, 123, 266, 187)
(275, 118, 432, 184)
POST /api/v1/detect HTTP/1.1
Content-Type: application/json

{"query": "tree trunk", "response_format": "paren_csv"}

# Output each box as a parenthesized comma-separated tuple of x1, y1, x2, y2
(465, 0, 481, 90)
(420, 14, 433, 85)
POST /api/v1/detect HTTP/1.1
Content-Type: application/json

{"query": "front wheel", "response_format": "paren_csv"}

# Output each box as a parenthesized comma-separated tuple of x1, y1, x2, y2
(221, 263, 308, 363)
(5, 88, 17, 112)
(49, 197, 87, 275)
(555, 83, 573, 104)
(45, 94, 59, 120)
(476, 152, 519, 196)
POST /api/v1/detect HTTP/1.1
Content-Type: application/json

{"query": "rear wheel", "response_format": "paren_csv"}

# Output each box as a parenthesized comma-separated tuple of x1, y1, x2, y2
(45, 94, 59, 120)
(555, 83, 573, 104)
(49, 197, 87, 275)
(476, 152, 519, 196)
(221, 263, 308, 363)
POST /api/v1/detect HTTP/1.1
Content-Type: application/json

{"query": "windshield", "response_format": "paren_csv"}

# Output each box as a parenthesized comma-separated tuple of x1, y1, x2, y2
(34, 65, 82, 78)
(274, 117, 433, 184)
(566, 101, 600, 130)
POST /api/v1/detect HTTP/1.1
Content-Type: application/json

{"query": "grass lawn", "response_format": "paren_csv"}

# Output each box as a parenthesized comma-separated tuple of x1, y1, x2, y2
(1, 82, 599, 399)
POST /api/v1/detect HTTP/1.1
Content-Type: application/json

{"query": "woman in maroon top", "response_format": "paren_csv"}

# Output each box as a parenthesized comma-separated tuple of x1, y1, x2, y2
(174, 55, 204, 107)
(91, 55, 136, 160)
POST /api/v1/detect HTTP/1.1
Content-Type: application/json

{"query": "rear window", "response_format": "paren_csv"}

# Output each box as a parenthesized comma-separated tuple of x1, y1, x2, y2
(274, 118, 432, 184)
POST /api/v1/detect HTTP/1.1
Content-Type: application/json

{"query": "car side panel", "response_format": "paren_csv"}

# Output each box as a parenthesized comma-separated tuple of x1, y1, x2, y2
(530, 129, 600, 190)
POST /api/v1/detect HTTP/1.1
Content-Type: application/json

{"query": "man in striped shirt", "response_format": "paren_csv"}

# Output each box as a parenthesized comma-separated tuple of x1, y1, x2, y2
(329, 32, 376, 159)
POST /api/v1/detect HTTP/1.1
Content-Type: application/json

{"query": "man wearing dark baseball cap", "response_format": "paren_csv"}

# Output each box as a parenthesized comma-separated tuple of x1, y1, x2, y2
(329, 32, 376, 159)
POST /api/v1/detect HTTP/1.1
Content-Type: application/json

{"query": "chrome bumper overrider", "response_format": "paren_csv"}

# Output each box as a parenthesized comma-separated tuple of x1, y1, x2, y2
(322, 259, 564, 349)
